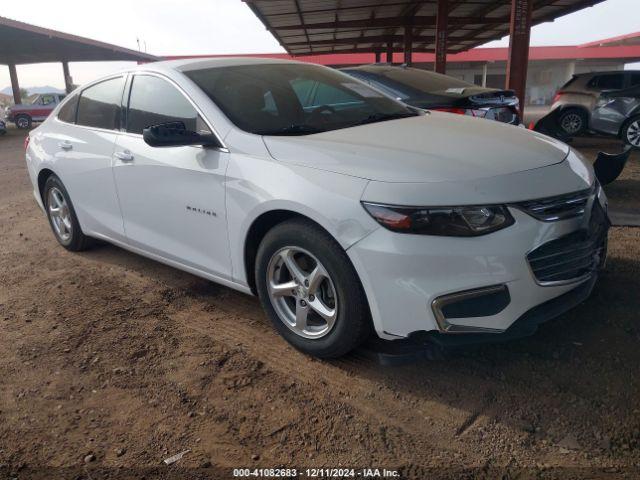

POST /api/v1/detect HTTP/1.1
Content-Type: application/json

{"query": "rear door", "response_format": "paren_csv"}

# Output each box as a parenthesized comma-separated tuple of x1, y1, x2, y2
(40, 76, 127, 241)
(112, 73, 231, 279)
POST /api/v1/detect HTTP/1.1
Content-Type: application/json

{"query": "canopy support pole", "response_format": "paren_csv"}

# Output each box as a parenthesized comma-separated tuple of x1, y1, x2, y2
(435, 0, 448, 74)
(386, 41, 394, 63)
(403, 25, 413, 66)
(62, 61, 73, 93)
(506, 0, 533, 118)
(8, 63, 21, 105)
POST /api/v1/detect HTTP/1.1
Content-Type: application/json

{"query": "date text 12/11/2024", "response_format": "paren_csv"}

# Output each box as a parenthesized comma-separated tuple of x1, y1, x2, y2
(232, 468, 400, 478)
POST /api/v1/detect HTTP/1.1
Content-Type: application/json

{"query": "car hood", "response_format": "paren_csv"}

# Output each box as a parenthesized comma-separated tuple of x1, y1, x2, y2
(263, 112, 569, 183)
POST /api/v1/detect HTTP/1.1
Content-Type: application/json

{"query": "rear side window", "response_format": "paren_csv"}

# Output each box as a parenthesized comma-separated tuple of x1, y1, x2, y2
(127, 75, 206, 135)
(57, 93, 79, 124)
(629, 73, 640, 87)
(588, 74, 624, 90)
(76, 77, 125, 130)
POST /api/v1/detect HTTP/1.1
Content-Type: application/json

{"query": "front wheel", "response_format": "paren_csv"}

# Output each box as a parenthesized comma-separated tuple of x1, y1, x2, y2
(255, 219, 370, 358)
(43, 175, 92, 251)
(15, 115, 32, 129)
(622, 116, 640, 148)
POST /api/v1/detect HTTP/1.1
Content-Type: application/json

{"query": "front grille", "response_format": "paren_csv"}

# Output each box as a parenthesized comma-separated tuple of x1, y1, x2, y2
(514, 185, 595, 221)
(527, 201, 609, 283)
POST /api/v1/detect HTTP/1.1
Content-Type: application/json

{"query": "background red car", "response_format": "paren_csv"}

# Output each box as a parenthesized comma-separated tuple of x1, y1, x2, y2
(5, 92, 66, 129)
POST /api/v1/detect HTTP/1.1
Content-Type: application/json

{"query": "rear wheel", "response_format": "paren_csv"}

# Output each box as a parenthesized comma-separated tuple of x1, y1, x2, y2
(255, 219, 370, 358)
(43, 175, 92, 251)
(622, 116, 640, 148)
(558, 108, 587, 136)
(15, 114, 32, 129)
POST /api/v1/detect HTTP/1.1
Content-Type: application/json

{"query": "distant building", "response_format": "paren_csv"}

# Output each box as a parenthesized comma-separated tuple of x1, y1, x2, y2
(167, 32, 640, 106)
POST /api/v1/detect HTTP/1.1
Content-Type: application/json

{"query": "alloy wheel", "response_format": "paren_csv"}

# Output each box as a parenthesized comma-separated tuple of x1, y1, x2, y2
(560, 113, 583, 134)
(16, 117, 29, 129)
(626, 120, 640, 147)
(266, 246, 338, 339)
(48, 187, 73, 244)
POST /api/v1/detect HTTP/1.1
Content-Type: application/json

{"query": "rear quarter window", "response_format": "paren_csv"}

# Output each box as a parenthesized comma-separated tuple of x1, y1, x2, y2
(587, 74, 624, 90)
(57, 93, 79, 124)
(76, 76, 126, 130)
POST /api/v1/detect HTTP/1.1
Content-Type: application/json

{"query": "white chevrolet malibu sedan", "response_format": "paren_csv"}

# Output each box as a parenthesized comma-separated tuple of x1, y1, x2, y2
(25, 58, 609, 358)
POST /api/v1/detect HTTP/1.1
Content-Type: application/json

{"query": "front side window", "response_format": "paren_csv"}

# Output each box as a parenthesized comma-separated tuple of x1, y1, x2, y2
(40, 95, 56, 105)
(76, 77, 125, 130)
(185, 63, 417, 136)
(127, 74, 210, 135)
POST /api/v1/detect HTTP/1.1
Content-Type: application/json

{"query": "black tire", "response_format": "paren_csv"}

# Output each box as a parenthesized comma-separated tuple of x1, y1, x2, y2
(15, 114, 32, 130)
(43, 175, 92, 251)
(557, 108, 587, 136)
(255, 219, 371, 358)
(621, 115, 640, 149)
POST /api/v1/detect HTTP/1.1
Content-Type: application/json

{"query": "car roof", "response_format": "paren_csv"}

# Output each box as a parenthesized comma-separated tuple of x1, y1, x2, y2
(137, 57, 309, 74)
(341, 64, 411, 73)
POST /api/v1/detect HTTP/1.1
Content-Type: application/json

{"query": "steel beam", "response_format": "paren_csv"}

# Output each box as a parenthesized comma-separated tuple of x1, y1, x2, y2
(506, 0, 533, 117)
(273, 16, 510, 31)
(285, 34, 434, 47)
(8, 63, 21, 105)
(434, 0, 448, 73)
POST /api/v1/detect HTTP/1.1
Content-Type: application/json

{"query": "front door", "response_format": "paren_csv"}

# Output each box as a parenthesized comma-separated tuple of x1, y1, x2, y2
(112, 73, 231, 279)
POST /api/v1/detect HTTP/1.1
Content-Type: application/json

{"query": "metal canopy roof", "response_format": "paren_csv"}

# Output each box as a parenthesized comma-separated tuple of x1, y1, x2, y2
(243, 0, 607, 56)
(0, 15, 158, 65)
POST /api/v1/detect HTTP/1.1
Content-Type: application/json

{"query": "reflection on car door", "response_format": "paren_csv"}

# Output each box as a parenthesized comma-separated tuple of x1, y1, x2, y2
(41, 77, 127, 241)
(112, 73, 232, 279)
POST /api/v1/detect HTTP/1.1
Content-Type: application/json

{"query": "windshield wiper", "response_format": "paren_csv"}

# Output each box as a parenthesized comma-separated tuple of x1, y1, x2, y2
(350, 111, 419, 128)
(261, 124, 325, 136)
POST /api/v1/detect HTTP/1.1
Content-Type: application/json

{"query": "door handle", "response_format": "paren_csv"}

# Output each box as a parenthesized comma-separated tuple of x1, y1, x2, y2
(114, 150, 134, 162)
(58, 140, 73, 151)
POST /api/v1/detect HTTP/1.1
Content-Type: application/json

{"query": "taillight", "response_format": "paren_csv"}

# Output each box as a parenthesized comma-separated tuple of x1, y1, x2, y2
(553, 92, 564, 104)
(433, 107, 467, 115)
(24, 135, 30, 151)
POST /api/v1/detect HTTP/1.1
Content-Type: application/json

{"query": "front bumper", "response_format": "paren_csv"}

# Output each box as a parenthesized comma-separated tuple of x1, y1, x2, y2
(347, 189, 608, 341)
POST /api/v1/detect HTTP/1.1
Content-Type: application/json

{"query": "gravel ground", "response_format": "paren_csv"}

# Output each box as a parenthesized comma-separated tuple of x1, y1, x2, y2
(0, 126, 639, 479)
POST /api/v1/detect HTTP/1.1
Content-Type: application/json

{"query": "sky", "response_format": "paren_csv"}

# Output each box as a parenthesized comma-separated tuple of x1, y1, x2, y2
(0, 0, 635, 91)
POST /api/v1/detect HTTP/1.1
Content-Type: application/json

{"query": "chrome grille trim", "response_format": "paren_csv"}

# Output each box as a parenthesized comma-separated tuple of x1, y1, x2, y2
(526, 200, 609, 285)
(512, 184, 596, 222)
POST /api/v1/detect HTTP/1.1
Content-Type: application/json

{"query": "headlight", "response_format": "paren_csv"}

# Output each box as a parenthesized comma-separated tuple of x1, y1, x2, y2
(362, 202, 514, 236)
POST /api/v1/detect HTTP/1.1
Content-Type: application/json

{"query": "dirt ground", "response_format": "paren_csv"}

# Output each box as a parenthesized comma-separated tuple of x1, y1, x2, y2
(1, 126, 639, 480)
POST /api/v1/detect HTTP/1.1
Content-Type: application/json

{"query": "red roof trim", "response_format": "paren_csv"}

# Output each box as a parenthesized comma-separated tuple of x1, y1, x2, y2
(165, 44, 640, 66)
(580, 31, 640, 48)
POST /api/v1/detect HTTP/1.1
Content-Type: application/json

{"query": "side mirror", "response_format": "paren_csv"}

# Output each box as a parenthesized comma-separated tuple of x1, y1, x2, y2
(142, 121, 221, 148)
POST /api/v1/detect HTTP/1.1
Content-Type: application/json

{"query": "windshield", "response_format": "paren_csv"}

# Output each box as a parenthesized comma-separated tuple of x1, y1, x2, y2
(184, 63, 418, 135)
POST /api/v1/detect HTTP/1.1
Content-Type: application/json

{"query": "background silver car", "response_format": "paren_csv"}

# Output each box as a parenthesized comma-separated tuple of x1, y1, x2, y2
(551, 70, 640, 136)
(591, 85, 640, 148)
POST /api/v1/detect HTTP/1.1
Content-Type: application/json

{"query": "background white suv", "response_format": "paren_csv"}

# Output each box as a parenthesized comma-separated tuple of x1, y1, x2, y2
(551, 70, 640, 136)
